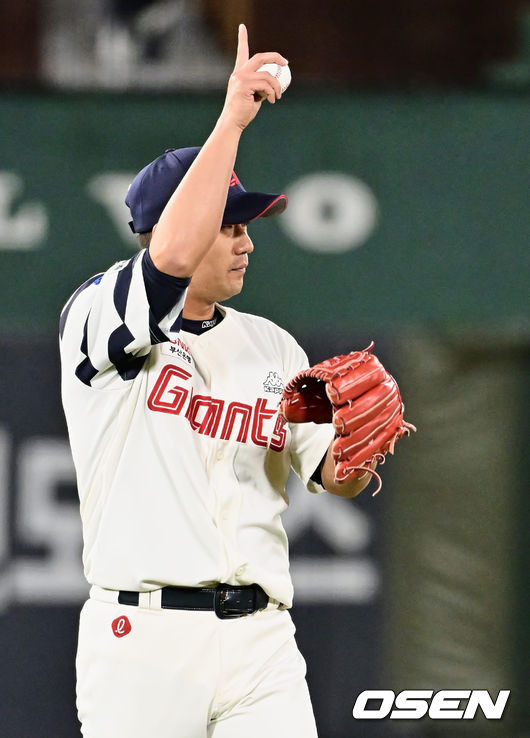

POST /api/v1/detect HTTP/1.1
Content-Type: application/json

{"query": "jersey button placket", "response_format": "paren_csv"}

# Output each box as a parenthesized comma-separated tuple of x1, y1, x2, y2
(212, 447, 234, 532)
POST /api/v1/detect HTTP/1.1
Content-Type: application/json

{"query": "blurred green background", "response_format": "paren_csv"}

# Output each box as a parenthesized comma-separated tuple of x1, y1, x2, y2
(1, 91, 528, 336)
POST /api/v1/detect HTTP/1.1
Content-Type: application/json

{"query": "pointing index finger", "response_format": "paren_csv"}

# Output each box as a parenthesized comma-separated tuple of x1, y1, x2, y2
(234, 23, 249, 70)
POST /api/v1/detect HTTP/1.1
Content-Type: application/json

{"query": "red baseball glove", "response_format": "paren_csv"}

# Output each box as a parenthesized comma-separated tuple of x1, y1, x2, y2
(280, 343, 416, 494)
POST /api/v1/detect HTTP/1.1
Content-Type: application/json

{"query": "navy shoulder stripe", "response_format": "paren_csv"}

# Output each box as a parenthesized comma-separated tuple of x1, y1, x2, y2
(108, 322, 148, 380)
(149, 311, 169, 344)
(59, 273, 103, 339)
(114, 252, 141, 321)
(75, 316, 99, 386)
(75, 357, 99, 386)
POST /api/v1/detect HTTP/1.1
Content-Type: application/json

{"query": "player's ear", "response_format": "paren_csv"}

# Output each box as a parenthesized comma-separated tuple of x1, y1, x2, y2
(138, 230, 154, 250)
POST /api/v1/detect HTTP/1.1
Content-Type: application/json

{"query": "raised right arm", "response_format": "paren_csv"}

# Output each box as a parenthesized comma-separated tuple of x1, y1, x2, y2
(149, 24, 287, 278)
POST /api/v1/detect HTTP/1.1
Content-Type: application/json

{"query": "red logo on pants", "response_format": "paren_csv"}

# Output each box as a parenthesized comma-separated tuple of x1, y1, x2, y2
(112, 615, 132, 638)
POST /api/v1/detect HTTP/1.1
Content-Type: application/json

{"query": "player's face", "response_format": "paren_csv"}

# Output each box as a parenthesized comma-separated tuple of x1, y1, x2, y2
(188, 223, 254, 303)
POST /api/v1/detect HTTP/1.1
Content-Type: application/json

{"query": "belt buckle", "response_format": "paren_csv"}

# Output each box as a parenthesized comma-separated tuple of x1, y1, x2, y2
(214, 585, 253, 619)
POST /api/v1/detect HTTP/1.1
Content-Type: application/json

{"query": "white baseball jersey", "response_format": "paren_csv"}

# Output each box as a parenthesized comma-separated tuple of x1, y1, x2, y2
(60, 248, 334, 607)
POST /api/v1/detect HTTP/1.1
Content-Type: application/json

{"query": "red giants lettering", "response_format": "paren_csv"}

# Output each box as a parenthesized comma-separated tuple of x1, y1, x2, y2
(252, 398, 275, 447)
(147, 365, 192, 414)
(270, 414, 287, 452)
(221, 402, 252, 442)
(147, 364, 286, 451)
(186, 395, 225, 436)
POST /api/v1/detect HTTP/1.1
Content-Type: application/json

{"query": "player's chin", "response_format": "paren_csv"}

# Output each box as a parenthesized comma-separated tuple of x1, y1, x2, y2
(228, 271, 246, 294)
(230, 283, 244, 298)
(216, 281, 243, 302)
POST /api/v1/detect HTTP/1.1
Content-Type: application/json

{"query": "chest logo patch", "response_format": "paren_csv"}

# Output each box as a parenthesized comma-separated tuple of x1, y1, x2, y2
(162, 336, 192, 365)
(263, 371, 284, 394)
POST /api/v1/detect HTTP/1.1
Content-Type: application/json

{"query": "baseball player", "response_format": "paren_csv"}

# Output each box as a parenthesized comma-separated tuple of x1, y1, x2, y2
(60, 25, 379, 738)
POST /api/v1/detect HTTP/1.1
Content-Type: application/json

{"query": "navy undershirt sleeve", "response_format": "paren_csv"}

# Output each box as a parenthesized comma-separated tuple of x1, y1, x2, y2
(310, 452, 327, 485)
(142, 247, 191, 323)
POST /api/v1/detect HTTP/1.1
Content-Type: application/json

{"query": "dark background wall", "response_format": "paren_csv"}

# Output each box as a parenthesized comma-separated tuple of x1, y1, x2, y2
(205, 0, 527, 86)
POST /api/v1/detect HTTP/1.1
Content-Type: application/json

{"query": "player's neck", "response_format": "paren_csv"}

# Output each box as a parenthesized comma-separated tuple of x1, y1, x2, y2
(182, 295, 216, 322)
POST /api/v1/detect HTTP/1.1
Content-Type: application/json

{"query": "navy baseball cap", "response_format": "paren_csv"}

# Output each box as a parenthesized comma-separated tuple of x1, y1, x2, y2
(126, 146, 288, 233)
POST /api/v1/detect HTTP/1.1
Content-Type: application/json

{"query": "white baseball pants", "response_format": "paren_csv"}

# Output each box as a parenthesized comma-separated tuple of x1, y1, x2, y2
(76, 587, 319, 738)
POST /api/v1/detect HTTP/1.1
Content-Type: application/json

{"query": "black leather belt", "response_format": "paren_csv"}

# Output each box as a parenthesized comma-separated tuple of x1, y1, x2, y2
(118, 583, 269, 619)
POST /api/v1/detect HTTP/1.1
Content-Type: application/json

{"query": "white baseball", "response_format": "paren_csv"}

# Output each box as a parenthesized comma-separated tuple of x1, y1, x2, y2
(257, 62, 292, 93)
